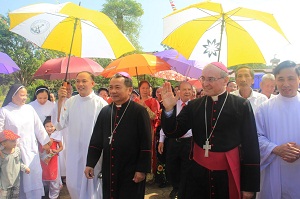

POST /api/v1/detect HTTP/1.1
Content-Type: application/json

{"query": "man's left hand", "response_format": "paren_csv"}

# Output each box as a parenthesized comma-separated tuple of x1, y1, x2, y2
(242, 191, 255, 199)
(132, 172, 145, 183)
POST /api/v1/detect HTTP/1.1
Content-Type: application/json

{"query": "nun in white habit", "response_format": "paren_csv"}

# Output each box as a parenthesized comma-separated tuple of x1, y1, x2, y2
(29, 86, 55, 122)
(0, 84, 51, 199)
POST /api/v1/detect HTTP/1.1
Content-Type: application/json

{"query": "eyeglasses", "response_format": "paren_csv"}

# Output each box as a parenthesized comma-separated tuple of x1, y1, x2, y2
(198, 76, 224, 83)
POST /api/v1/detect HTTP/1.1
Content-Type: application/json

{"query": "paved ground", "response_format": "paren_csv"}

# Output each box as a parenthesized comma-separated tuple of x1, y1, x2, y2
(52, 184, 172, 199)
(43, 182, 172, 199)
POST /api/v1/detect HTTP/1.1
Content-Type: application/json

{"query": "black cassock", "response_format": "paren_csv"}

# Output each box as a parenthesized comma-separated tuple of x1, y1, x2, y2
(161, 92, 260, 199)
(86, 100, 152, 199)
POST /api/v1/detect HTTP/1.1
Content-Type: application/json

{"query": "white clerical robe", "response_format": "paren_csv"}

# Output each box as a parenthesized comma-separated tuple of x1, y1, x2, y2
(52, 92, 107, 199)
(0, 102, 50, 198)
(256, 93, 300, 199)
(29, 99, 55, 122)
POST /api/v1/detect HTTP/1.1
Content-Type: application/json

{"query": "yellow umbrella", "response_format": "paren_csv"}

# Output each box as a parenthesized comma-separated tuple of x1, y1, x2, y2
(9, 2, 135, 59)
(101, 54, 171, 80)
(162, 1, 289, 67)
(9, 2, 135, 81)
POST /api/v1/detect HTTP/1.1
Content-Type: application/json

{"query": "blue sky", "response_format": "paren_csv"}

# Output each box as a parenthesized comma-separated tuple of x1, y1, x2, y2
(1, 0, 300, 62)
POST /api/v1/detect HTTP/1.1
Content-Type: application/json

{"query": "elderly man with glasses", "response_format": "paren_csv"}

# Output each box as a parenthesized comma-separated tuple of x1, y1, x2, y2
(160, 62, 260, 199)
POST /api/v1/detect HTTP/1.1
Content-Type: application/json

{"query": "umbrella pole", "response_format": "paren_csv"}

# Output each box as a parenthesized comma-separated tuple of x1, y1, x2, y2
(64, 18, 78, 82)
(217, 14, 225, 62)
(135, 67, 139, 82)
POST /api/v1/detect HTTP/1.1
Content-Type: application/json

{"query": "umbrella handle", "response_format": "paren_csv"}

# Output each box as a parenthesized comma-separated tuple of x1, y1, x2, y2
(63, 81, 68, 87)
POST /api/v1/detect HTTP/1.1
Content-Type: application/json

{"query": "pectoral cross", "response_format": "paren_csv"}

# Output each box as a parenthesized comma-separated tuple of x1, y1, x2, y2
(108, 135, 113, 145)
(203, 140, 211, 157)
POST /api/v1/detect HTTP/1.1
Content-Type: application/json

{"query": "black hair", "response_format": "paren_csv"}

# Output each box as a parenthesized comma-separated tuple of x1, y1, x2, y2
(97, 87, 109, 95)
(235, 65, 254, 79)
(32, 85, 51, 101)
(273, 60, 300, 77)
(138, 80, 152, 89)
(227, 80, 236, 87)
(43, 116, 52, 126)
(111, 73, 133, 87)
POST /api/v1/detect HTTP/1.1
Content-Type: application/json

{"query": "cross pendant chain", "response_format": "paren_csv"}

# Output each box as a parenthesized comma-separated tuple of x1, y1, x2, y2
(203, 93, 228, 157)
(203, 140, 211, 157)
(110, 101, 131, 145)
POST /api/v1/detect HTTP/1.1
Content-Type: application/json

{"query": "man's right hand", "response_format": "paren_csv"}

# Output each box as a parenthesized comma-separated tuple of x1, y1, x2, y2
(161, 82, 178, 112)
(158, 142, 164, 154)
(84, 166, 94, 179)
(272, 142, 300, 163)
(57, 85, 67, 101)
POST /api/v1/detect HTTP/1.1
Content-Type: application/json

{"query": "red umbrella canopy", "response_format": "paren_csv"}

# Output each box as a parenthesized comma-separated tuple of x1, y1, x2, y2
(188, 79, 202, 89)
(34, 56, 104, 80)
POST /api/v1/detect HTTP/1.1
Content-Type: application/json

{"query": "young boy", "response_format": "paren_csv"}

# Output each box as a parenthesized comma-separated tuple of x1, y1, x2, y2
(0, 130, 30, 199)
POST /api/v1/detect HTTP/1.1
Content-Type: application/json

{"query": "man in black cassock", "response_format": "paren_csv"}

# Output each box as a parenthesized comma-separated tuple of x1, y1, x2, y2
(161, 62, 260, 199)
(84, 72, 152, 199)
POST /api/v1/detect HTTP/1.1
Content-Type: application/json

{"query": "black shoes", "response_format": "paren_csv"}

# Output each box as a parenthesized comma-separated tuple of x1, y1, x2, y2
(169, 188, 178, 198)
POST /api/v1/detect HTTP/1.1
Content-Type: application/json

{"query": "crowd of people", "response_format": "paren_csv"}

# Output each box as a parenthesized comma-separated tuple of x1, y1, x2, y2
(0, 60, 299, 199)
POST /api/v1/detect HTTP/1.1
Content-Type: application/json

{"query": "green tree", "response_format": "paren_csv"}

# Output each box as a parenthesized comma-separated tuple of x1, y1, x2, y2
(102, 0, 144, 51)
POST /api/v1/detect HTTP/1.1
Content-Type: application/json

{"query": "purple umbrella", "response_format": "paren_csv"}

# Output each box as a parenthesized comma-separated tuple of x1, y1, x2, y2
(154, 49, 206, 79)
(0, 52, 20, 74)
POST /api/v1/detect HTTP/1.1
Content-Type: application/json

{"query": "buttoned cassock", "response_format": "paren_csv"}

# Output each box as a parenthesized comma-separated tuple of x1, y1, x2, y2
(86, 100, 152, 199)
(161, 92, 260, 199)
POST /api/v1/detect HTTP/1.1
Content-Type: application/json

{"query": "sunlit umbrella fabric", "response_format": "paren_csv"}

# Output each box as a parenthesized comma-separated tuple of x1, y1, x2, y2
(162, 1, 289, 67)
(34, 56, 104, 80)
(9, 2, 135, 59)
(101, 54, 170, 78)
(154, 49, 204, 79)
(0, 52, 20, 74)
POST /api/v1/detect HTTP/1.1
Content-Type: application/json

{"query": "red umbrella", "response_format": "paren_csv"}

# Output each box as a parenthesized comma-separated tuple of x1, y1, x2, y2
(188, 79, 202, 89)
(34, 56, 104, 80)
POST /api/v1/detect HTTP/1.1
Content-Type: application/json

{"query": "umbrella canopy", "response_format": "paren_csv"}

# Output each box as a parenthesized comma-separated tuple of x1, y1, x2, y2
(33, 56, 104, 80)
(162, 1, 289, 67)
(101, 54, 171, 78)
(9, 2, 135, 59)
(154, 49, 204, 79)
(152, 70, 187, 81)
(188, 79, 202, 89)
(0, 52, 20, 74)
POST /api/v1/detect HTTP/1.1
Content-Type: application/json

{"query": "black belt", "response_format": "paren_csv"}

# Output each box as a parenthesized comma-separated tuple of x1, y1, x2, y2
(175, 136, 192, 142)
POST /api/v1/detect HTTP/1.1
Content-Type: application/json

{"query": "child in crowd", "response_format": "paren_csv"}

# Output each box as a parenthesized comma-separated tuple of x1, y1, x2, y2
(0, 130, 30, 199)
(40, 116, 63, 199)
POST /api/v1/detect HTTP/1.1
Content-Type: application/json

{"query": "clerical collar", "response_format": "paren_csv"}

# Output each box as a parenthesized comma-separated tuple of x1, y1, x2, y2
(210, 90, 227, 101)
(114, 99, 130, 108)
(79, 91, 95, 101)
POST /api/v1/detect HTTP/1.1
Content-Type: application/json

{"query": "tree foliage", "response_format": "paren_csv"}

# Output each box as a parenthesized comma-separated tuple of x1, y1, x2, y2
(102, 0, 144, 50)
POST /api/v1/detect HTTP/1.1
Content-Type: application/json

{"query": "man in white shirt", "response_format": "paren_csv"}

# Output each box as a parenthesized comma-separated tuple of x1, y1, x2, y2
(256, 60, 300, 199)
(231, 66, 268, 113)
(158, 81, 193, 199)
(52, 71, 107, 199)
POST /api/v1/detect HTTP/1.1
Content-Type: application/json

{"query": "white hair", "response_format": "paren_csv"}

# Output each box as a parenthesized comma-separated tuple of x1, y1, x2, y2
(261, 74, 275, 82)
